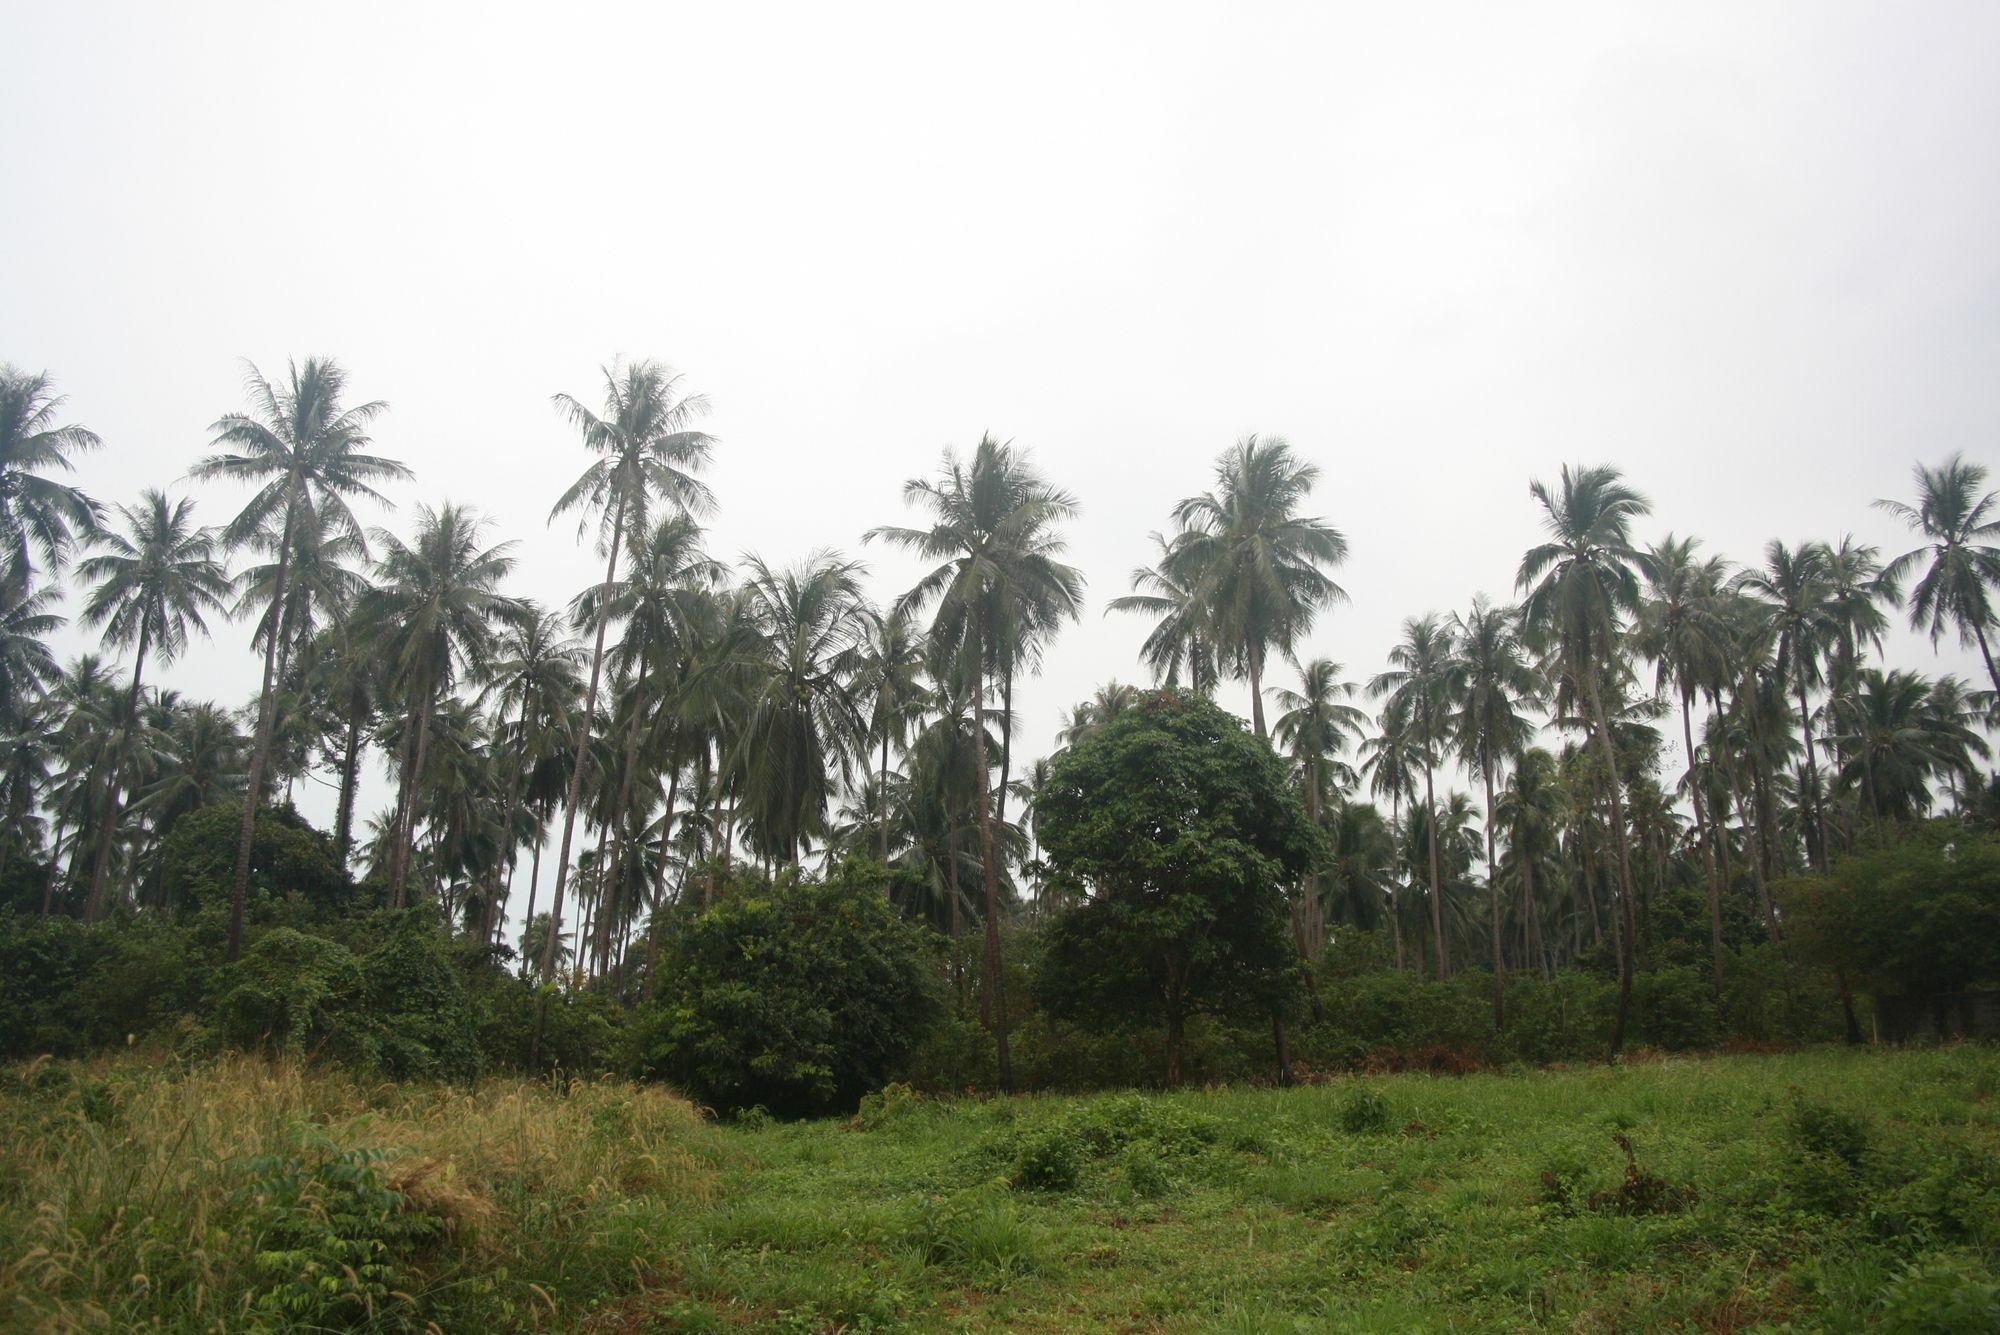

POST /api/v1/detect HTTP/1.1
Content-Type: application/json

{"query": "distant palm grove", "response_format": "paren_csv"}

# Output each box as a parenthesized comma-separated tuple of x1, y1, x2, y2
(3, 354, 1999, 1099)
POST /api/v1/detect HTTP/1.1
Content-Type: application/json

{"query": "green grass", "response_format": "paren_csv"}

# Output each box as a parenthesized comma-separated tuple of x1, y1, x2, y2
(627, 1048, 2000, 1333)
(5, 1047, 2000, 1331)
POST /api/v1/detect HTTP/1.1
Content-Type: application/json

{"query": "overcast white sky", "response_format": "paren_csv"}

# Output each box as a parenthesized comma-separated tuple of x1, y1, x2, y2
(5, 3, 1997, 874)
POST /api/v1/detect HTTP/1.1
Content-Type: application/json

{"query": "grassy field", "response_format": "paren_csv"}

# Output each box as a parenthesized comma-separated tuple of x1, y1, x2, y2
(4, 1049, 2000, 1332)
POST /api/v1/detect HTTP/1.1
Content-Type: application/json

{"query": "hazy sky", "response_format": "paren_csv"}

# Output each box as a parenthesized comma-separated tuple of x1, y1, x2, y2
(5, 3, 1997, 870)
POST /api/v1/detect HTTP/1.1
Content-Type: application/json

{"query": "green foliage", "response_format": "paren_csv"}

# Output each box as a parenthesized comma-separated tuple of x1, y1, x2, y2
(1783, 827, 2000, 998)
(354, 912, 482, 1082)
(1338, 1085, 1391, 1134)
(1035, 692, 1320, 1081)
(237, 1131, 437, 1329)
(159, 801, 354, 921)
(212, 928, 365, 1061)
(627, 858, 944, 1116)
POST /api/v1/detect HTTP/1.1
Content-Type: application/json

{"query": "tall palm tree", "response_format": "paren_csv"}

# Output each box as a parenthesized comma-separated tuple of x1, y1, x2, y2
(1107, 530, 1219, 694)
(1735, 540, 1839, 868)
(868, 435, 1084, 1093)
(134, 699, 246, 845)
(356, 503, 524, 907)
(1877, 453, 2000, 696)
(1359, 694, 1421, 969)
(542, 360, 714, 982)
(1828, 669, 1990, 830)
(1371, 614, 1459, 977)
(854, 608, 929, 862)
(730, 552, 873, 865)
(1168, 436, 1347, 737)
(1272, 658, 1367, 957)
(1447, 599, 1540, 1025)
(1516, 463, 1650, 1054)
(1635, 534, 1734, 1004)
(485, 606, 585, 962)
(0, 579, 64, 731)
(0, 366, 101, 594)
(192, 357, 404, 958)
(74, 490, 231, 917)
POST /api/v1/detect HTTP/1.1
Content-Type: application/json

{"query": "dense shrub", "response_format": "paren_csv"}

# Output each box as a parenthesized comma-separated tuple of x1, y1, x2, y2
(626, 859, 944, 1116)
(0, 913, 202, 1059)
(159, 802, 354, 920)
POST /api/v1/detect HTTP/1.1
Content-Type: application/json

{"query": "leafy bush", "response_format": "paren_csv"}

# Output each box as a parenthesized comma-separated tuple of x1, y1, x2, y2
(625, 859, 944, 1116)
(353, 912, 482, 1083)
(159, 802, 353, 921)
(212, 928, 365, 1061)
(1338, 1085, 1391, 1134)
(1009, 1129, 1082, 1192)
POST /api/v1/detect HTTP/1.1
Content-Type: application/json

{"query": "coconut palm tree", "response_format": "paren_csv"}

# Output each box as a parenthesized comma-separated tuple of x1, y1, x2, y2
(133, 699, 246, 844)
(854, 608, 929, 861)
(1371, 614, 1460, 977)
(1829, 669, 1990, 829)
(1516, 463, 1650, 1054)
(1167, 436, 1347, 737)
(74, 490, 231, 916)
(1495, 746, 1561, 977)
(1635, 534, 1734, 1004)
(485, 605, 585, 960)
(1447, 599, 1540, 1025)
(868, 436, 1083, 1092)
(192, 357, 404, 958)
(356, 503, 525, 907)
(1272, 658, 1368, 956)
(1359, 694, 1422, 969)
(542, 360, 714, 982)
(1877, 453, 2000, 696)
(0, 366, 101, 594)
(1107, 530, 1219, 694)
(1735, 540, 1840, 869)
(0, 579, 63, 731)
(730, 552, 873, 865)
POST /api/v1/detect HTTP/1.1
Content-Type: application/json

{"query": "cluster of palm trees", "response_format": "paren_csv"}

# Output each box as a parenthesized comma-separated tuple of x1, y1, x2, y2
(1109, 455, 1996, 1043)
(4, 352, 1997, 1063)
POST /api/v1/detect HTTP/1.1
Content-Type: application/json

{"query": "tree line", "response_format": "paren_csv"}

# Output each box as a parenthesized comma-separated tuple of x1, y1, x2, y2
(2, 354, 1997, 1080)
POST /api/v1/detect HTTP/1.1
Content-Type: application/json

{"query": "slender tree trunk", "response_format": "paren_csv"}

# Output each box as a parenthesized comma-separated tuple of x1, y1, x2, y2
(227, 467, 304, 961)
(1481, 752, 1503, 1029)
(1422, 756, 1448, 977)
(1680, 691, 1727, 1008)
(1388, 788, 1405, 969)
(1248, 643, 1267, 738)
(544, 505, 625, 979)
(518, 832, 544, 979)
(390, 680, 435, 908)
(42, 806, 70, 917)
(1974, 620, 2000, 701)
(878, 724, 891, 864)
(85, 628, 150, 922)
(947, 820, 963, 940)
(1520, 841, 1549, 978)
(967, 630, 1013, 1093)
(1166, 1009, 1185, 1090)
(997, 665, 1014, 824)
(1795, 671, 1825, 870)
(1730, 776, 1785, 952)
(1585, 667, 1639, 1058)
(333, 698, 365, 866)
(597, 658, 650, 976)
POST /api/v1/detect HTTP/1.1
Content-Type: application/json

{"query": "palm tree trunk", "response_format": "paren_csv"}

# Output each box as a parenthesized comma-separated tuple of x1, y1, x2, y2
(1973, 619, 2000, 700)
(1248, 643, 1267, 739)
(1422, 757, 1447, 977)
(544, 504, 625, 979)
(1730, 776, 1785, 953)
(1794, 671, 1825, 870)
(1481, 752, 1503, 1029)
(1584, 666, 1639, 1058)
(597, 658, 650, 976)
(518, 831, 544, 980)
(227, 466, 303, 961)
(42, 802, 71, 917)
(967, 630, 1014, 1093)
(1388, 788, 1405, 969)
(878, 724, 891, 864)
(1680, 691, 1727, 1009)
(997, 665, 1014, 823)
(1520, 840, 1549, 979)
(85, 626, 150, 922)
(390, 680, 435, 908)
(333, 697, 365, 866)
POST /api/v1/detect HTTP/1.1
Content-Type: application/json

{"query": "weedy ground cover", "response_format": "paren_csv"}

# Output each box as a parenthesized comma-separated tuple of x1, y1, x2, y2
(3, 1047, 1998, 1331)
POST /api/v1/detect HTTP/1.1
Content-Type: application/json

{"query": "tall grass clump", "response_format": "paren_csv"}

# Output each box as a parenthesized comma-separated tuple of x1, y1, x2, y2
(0, 1053, 716, 1330)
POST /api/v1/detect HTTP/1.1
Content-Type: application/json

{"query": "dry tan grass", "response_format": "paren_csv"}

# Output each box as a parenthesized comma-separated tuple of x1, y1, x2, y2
(0, 1054, 716, 1331)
